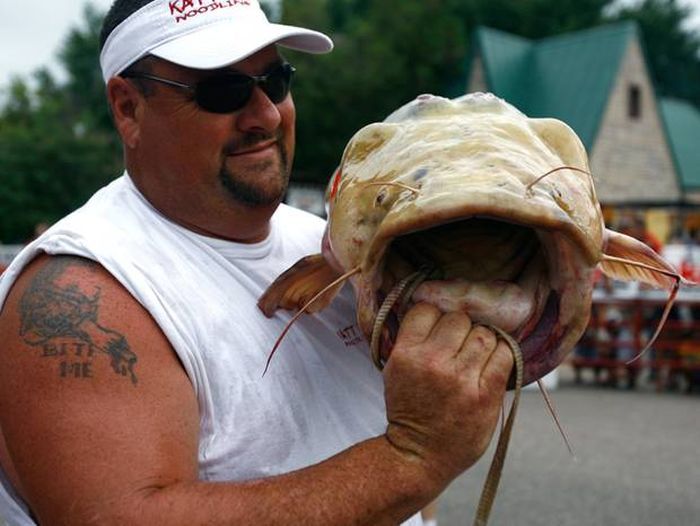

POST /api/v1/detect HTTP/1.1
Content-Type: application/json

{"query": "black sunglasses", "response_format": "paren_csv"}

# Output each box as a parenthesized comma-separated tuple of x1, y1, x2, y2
(122, 62, 296, 114)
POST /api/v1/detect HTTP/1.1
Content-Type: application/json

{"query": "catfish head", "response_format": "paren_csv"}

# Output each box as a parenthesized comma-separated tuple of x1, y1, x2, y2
(259, 92, 687, 385)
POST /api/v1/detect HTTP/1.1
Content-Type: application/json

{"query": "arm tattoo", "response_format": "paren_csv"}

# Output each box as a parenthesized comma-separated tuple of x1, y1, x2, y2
(18, 258, 138, 385)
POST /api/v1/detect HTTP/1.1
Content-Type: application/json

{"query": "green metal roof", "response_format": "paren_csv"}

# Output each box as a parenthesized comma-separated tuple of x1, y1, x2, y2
(473, 27, 533, 108)
(660, 98, 700, 190)
(471, 22, 638, 149)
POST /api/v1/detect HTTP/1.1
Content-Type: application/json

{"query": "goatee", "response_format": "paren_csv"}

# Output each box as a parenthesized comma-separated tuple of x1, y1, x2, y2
(219, 131, 290, 206)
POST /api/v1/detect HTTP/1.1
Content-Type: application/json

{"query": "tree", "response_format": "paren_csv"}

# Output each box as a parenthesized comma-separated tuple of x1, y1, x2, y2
(283, 0, 467, 183)
(60, 5, 115, 134)
(468, 0, 612, 38)
(0, 4, 120, 243)
(282, 0, 623, 183)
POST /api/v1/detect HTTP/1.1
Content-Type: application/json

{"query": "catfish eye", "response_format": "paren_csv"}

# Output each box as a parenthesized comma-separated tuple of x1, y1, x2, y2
(375, 190, 387, 206)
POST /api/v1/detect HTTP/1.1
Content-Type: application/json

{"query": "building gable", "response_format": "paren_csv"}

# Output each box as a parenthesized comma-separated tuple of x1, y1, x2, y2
(465, 21, 691, 204)
(526, 24, 633, 149)
(468, 23, 635, 150)
(591, 38, 680, 203)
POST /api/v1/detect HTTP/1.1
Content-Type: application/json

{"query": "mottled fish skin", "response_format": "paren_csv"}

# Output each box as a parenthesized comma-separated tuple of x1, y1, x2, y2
(327, 93, 602, 270)
(260, 92, 682, 385)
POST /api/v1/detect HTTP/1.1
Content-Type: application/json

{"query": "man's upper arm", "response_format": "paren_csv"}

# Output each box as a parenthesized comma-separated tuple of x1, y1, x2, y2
(0, 255, 199, 523)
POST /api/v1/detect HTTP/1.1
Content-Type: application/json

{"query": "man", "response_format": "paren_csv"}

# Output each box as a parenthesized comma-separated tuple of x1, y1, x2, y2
(0, 1, 513, 524)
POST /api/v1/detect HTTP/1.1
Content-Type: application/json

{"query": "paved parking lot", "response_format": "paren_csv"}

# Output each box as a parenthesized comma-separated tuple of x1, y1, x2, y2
(436, 367, 700, 525)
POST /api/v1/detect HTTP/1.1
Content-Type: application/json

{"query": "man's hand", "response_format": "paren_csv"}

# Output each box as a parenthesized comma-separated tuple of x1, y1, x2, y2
(383, 302, 514, 488)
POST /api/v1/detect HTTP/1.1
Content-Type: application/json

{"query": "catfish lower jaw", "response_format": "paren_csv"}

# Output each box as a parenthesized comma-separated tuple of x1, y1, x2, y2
(516, 292, 562, 386)
(376, 289, 562, 389)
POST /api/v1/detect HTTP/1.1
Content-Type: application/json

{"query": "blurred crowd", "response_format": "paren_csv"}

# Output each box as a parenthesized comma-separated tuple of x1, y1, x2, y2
(572, 217, 700, 393)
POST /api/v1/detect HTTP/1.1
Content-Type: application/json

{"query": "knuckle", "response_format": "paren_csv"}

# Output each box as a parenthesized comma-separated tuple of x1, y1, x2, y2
(422, 355, 446, 379)
(488, 345, 516, 383)
(446, 309, 471, 325)
(495, 341, 515, 367)
(413, 301, 441, 317)
(467, 325, 497, 350)
(491, 365, 512, 388)
(447, 312, 473, 335)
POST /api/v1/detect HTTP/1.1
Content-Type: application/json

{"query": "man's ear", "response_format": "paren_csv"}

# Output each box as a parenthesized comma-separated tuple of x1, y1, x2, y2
(107, 77, 144, 149)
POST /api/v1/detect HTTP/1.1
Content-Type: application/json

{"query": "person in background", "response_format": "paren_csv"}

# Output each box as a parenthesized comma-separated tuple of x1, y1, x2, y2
(572, 304, 603, 385)
(626, 215, 662, 254)
(604, 307, 639, 389)
(0, 1, 514, 524)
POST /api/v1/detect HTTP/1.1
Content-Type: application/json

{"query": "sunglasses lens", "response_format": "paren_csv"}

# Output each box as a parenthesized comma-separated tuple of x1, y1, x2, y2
(195, 64, 294, 114)
(261, 64, 294, 104)
(196, 76, 252, 113)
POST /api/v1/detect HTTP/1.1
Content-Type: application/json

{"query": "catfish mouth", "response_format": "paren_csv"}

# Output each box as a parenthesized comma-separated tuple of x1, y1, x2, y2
(373, 217, 563, 385)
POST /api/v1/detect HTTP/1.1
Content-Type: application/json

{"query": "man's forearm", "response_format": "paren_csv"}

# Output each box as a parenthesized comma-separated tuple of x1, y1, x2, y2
(81, 436, 440, 526)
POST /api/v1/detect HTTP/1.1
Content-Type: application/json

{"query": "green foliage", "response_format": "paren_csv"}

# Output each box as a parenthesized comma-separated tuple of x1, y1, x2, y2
(60, 5, 115, 133)
(259, 0, 278, 20)
(0, 4, 120, 243)
(284, 0, 467, 182)
(468, 0, 611, 38)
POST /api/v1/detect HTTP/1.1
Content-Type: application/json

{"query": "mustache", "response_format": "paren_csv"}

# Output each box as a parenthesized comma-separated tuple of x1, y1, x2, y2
(223, 130, 284, 155)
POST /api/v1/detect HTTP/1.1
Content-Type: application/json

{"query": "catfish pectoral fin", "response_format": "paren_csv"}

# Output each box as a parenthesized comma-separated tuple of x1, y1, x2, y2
(599, 229, 699, 365)
(258, 254, 343, 317)
(600, 229, 682, 289)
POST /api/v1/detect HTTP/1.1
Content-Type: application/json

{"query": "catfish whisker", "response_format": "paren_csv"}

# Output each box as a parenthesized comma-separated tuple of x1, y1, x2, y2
(600, 254, 686, 364)
(537, 379, 576, 459)
(263, 266, 361, 376)
(473, 325, 523, 526)
(500, 401, 506, 434)
(362, 182, 421, 195)
(627, 278, 680, 364)
(601, 255, 686, 282)
(526, 166, 591, 194)
(370, 267, 432, 369)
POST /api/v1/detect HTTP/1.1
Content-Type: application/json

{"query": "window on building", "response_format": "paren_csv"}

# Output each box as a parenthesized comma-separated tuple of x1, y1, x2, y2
(628, 84, 641, 119)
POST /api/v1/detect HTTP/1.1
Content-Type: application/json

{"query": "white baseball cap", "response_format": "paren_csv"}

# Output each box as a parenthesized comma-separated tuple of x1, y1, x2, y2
(100, 0, 333, 82)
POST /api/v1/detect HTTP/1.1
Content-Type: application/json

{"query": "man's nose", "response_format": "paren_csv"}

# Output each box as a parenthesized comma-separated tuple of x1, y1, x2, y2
(235, 86, 283, 133)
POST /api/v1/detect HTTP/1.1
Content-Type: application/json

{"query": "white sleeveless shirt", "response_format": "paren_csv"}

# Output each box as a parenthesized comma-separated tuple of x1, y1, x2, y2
(0, 174, 422, 526)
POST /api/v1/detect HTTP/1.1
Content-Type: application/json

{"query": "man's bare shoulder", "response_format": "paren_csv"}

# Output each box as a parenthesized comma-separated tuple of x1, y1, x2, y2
(0, 254, 199, 522)
(1, 254, 145, 385)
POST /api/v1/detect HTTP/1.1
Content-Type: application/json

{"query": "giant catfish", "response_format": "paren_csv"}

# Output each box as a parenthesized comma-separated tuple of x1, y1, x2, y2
(259, 92, 686, 384)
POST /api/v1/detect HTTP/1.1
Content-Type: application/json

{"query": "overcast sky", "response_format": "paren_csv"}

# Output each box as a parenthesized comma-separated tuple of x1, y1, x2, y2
(1, 0, 700, 90)
(0, 0, 113, 88)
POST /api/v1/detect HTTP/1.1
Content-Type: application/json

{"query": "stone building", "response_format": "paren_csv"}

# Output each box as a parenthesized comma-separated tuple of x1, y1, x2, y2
(460, 22, 700, 241)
